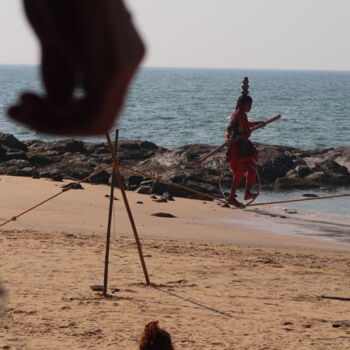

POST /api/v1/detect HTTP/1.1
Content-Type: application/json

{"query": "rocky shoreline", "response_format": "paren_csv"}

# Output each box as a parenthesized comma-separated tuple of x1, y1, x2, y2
(0, 133, 349, 199)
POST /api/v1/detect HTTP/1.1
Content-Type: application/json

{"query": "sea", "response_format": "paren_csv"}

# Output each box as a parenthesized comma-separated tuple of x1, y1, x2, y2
(0, 65, 349, 220)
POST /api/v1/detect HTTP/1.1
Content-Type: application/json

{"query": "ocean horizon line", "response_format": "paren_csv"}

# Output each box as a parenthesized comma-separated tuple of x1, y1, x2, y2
(1, 63, 350, 74)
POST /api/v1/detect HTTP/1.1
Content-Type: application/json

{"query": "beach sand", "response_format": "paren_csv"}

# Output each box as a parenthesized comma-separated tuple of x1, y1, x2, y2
(1, 176, 350, 349)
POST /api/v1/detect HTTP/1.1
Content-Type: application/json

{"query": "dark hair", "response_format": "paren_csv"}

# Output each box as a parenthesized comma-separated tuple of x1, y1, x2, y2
(235, 94, 253, 110)
(139, 321, 174, 350)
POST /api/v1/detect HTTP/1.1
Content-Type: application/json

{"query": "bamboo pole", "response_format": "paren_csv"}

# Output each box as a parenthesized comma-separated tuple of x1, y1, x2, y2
(105, 133, 151, 285)
(198, 114, 281, 164)
(103, 131, 118, 296)
(114, 164, 151, 285)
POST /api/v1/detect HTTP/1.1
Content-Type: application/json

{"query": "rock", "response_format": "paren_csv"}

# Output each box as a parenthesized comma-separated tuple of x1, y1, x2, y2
(293, 158, 307, 166)
(26, 150, 60, 166)
(312, 318, 328, 323)
(62, 165, 91, 180)
(300, 171, 332, 187)
(162, 192, 174, 201)
(332, 320, 350, 328)
(7, 166, 35, 177)
(319, 160, 349, 175)
(151, 180, 170, 195)
(140, 180, 154, 187)
(153, 198, 168, 203)
(0, 134, 349, 195)
(89, 285, 103, 292)
(0, 159, 34, 177)
(5, 149, 27, 160)
(61, 183, 84, 190)
(117, 140, 160, 161)
(256, 144, 295, 183)
(182, 180, 218, 200)
(136, 186, 151, 194)
(52, 174, 63, 182)
(126, 175, 143, 189)
(46, 139, 85, 154)
(31, 171, 40, 179)
(90, 169, 110, 184)
(104, 194, 118, 200)
(302, 193, 319, 198)
(151, 212, 176, 218)
(18, 167, 35, 177)
(295, 165, 311, 178)
(140, 140, 159, 150)
(39, 170, 55, 179)
(0, 133, 27, 151)
(0, 145, 6, 160)
(84, 142, 109, 154)
(326, 147, 350, 172)
(38, 169, 63, 181)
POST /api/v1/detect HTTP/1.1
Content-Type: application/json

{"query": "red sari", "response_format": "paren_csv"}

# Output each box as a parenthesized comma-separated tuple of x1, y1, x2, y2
(227, 110, 258, 185)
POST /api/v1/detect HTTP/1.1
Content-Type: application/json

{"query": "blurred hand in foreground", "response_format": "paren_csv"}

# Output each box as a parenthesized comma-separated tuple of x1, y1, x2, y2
(8, 0, 145, 136)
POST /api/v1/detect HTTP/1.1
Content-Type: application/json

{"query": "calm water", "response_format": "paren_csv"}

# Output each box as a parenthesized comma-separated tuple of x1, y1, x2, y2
(0, 65, 349, 218)
(1, 65, 349, 149)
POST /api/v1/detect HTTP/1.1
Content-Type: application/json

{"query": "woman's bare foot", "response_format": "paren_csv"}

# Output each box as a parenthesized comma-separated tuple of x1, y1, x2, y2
(227, 197, 244, 208)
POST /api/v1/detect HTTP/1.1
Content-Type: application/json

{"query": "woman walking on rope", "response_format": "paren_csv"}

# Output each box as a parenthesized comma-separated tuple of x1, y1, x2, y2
(225, 77, 265, 207)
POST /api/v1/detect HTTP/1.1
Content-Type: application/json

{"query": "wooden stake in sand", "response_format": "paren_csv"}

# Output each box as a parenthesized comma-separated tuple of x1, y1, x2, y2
(105, 131, 151, 288)
(114, 162, 151, 285)
(103, 130, 119, 296)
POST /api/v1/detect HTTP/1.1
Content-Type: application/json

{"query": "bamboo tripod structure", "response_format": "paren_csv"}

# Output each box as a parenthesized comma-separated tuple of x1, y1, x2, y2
(103, 130, 150, 297)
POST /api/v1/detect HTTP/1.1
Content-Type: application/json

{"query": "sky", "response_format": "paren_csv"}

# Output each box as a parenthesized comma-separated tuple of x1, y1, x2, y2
(0, 0, 350, 71)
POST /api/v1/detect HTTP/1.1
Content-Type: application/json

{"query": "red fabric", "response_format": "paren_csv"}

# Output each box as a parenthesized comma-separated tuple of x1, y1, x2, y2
(228, 110, 258, 185)
(230, 159, 257, 185)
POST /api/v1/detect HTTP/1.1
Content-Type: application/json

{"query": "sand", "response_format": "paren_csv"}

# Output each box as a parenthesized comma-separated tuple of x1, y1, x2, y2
(0, 176, 350, 349)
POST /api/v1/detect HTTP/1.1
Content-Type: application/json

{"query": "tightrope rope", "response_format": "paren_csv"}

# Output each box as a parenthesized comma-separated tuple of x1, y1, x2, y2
(119, 165, 350, 208)
(0, 164, 113, 228)
(1, 159, 349, 229)
(118, 164, 228, 204)
(247, 193, 350, 207)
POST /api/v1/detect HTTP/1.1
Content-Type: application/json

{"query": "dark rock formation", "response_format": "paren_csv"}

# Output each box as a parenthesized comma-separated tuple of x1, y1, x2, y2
(0, 133, 349, 200)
